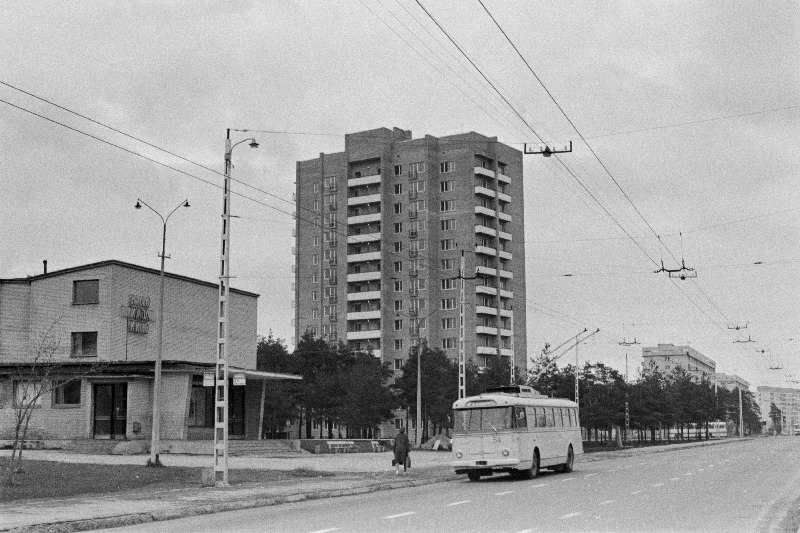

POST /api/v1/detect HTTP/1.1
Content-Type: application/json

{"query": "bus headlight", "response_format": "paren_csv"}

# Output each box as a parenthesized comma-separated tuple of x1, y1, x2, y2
(456, 451, 463, 459)
(502, 449, 510, 457)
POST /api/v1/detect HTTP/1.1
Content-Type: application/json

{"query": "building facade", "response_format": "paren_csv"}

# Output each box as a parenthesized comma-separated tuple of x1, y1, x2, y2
(293, 128, 527, 376)
(714, 372, 750, 392)
(0, 260, 296, 444)
(757, 386, 800, 435)
(641, 344, 716, 381)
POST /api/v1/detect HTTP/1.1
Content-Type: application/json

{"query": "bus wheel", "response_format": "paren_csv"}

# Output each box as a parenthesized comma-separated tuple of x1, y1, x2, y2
(563, 445, 574, 473)
(467, 471, 481, 482)
(520, 450, 540, 480)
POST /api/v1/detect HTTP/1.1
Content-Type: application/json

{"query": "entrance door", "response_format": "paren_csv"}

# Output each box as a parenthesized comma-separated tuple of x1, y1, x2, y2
(229, 383, 245, 438)
(93, 383, 128, 439)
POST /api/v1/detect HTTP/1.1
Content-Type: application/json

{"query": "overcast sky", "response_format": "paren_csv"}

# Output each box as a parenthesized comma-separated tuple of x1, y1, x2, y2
(2, 1, 798, 391)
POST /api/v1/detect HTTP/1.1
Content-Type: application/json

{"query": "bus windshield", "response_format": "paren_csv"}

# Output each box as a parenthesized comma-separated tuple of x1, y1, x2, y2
(454, 407, 513, 433)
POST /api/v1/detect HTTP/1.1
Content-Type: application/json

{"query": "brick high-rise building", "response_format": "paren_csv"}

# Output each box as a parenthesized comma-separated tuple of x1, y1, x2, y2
(293, 127, 527, 377)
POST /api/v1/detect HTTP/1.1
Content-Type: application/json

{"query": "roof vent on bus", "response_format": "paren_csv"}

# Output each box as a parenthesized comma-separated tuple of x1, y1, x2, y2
(484, 385, 545, 398)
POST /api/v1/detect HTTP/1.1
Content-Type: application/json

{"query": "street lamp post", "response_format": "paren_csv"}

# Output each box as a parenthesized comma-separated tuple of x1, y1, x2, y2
(135, 198, 190, 467)
(214, 129, 258, 486)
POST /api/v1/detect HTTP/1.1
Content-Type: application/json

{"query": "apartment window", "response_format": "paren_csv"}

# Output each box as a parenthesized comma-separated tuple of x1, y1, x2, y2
(14, 381, 44, 408)
(73, 280, 99, 305)
(442, 317, 457, 330)
(394, 203, 403, 215)
(311, 309, 319, 319)
(410, 278, 426, 291)
(441, 278, 456, 290)
(441, 298, 457, 310)
(324, 249, 337, 262)
(323, 268, 336, 279)
(71, 332, 98, 357)
(312, 254, 319, 265)
(324, 175, 337, 190)
(394, 300, 404, 311)
(52, 380, 81, 406)
(312, 272, 319, 283)
(394, 339, 404, 350)
(441, 337, 457, 349)
(441, 258, 455, 270)
(313, 199, 320, 212)
(411, 162, 426, 173)
(394, 358, 404, 371)
(414, 200, 427, 212)
(440, 180, 455, 193)
(307, 326, 318, 337)
(440, 219, 455, 231)
(312, 291, 318, 302)
(394, 183, 403, 195)
(313, 236, 320, 247)
(394, 319, 403, 331)
(394, 241, 403, 253)
(393, 280, 403, 292)
(394, 222, 403, 234)
(394, 165, 403, 176)
(313, 218, 320, 229)
(441, 239, 456, 251)
(326, 213, 336, 228)
(393, 261, 403, 273)
(440, 200, 455, 212)
(325, 286, 336, 298)
(313, 182, 320, 193)
(440, 161, 455, 173)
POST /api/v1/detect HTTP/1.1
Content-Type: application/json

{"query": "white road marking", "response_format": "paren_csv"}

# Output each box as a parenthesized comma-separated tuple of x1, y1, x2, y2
(599, 500, 615, 506)
(309, 529, 340, 533)
(653, 483, 664, 487)
(585, 473, 599, 478)
(561, 477, 576, 482)
(670, 477, 679, 481)
(514, 529, 533, 533)
(531, 483, 548, 488)
(495, 491, 514, 495)
(631, 490, 642, 495)
(447, 500, 471, 506)
(684, 472, 693, 476)
(625, 465, 633, 469)
(560, 512, 583, 519)
(384, 512, 415, 519)
(698, 468, 705, 472)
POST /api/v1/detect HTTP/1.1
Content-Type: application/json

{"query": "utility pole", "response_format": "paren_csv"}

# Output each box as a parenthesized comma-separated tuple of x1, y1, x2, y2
(454, 250, 477, 399)
(739, 386, 744, 437)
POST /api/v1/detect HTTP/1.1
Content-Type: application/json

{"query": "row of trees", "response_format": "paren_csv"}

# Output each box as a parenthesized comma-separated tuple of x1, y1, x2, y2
(259, 333, 763, 442)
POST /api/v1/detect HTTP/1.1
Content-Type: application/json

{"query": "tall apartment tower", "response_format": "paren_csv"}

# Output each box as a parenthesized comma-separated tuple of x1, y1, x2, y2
(293, 127, 527, 376)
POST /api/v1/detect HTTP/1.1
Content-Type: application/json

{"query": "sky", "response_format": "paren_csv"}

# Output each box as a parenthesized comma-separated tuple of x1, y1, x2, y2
(2, 1, 798, 392)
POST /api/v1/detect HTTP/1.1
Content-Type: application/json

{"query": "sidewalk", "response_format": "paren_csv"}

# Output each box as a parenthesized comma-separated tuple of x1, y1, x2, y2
(0, 439, 744, 533)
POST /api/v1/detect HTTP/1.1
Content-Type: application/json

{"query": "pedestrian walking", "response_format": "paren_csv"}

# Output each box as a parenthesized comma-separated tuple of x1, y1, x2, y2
(393, 427, 411, 476)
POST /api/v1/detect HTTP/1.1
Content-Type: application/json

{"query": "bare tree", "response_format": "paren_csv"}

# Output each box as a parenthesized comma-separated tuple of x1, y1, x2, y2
(4, 321, 103, 484)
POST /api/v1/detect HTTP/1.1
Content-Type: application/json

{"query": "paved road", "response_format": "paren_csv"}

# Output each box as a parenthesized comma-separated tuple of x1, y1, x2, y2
(107, 438, 799, 533)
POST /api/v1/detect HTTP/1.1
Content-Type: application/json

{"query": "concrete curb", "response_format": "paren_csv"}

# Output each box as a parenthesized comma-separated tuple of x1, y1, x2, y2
(7, 475, 463, 533)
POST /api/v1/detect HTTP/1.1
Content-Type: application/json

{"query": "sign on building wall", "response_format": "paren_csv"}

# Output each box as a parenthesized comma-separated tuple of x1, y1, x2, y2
(203, 372, 215, 387)
(121, 294, 151, 334)
(233, 373, 246, 386)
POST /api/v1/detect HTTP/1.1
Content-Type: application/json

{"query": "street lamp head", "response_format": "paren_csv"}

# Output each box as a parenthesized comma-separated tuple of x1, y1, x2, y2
(135, 200, 142, 209)
(249, 139, 259, 149)
(183, 200, 190, 208)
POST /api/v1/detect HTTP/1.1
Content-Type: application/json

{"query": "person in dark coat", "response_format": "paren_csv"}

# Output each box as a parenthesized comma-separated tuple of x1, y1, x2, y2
(394, 427, 411, 475)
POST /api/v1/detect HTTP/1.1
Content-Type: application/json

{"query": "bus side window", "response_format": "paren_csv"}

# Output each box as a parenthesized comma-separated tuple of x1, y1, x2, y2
(569, 408, 576, 427)
(546, 408, 555, 428)
(537, 408, 547, 428)
(526, 407, 536, 428)
(514, 406, 527, 429)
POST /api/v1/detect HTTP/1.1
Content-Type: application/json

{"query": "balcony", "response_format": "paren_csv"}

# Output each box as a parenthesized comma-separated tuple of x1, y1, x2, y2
(476, 305, 498, 316)
(408, 210, 418, 219)
(347, 310, 382, 321)
(346, 330, 382, 341)
(499, 308, 513, 318)
(497, 191, 512, 203)
(498, 230, 512, 241)
(347, 271, 382, 283)
(498, 211, 512, 223)
(408, 230, 418, 239)
(328, 204, 338, 211)
(499, 269, 513, 279)
(347, 251, 382, 263)
(499, 250, 512, 260)
(500, 328, 513, 337)
(476, 325, 498, 335)
(408, 190, 418, 200)
(474, 205, 495, 218)
(474, 186, 496, 198)
(474, 166, 495, 179)
(475, 245, 497, 257)
(347, 232, 381, 244)
(409, 249, 418, 258)
(476, 265, 497, 277)
(409, 269, 419, 278)
(499, 289, 513, 299)
(328, 296, 338, 304)
(497, 172, 511, 184)
(347, 290, 381, 301)
(348, 193, 382, 206)
(476, 346, 499, 355)
(475, 285, 497, 296)
(329, 314, 338, 323)
(348, 213, 382, 225)
(348, 173, 382, 187)
(475, 225, 497, 237)
(409, 288, 419, 297)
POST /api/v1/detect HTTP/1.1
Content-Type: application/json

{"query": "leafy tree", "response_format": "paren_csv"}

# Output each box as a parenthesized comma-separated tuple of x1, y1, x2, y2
(255, 334, 298, 438)
(467, 354, 523, 396)
(769, 402, 783, 435)
(336, 352, 396, 438)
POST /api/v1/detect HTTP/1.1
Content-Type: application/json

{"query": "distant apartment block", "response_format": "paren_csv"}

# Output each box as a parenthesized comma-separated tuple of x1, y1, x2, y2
(757, 386, 800, 435)
(641, 344, 716, 381)
(714, 372, 750, 392)
(292, 127, 527, 375)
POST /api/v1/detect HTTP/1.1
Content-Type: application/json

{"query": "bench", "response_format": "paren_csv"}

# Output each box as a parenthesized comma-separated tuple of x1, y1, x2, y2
(327, 440, 356, 453)
(371, 440, 386, 453)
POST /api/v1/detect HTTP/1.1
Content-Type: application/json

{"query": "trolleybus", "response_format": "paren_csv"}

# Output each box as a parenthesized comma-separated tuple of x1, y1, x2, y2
(451, 385, 583, 481)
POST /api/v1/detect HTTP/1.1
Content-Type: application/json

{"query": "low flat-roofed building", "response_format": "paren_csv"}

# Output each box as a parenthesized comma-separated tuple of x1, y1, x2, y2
(642, 343, 716, 381)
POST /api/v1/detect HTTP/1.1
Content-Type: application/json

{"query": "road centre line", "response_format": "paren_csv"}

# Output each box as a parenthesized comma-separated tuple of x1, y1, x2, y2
(561, 477, 576, 482)
(599, 500, 615, 506)
(631, 490, 642, 495)
(495, 491, 514, 495)
(514, 530, 533, 533)
(384, 512, 415, 519)
(447, 500, 470, 506)
(652, 483, 664, 487)
(670, 478, 679, 481)
(308, 529, 340, 533)
(531, 483, 548, 488)
(684, 472, 693, 476)
(584, 473, 598, 478)
(560, 512, 583, 519)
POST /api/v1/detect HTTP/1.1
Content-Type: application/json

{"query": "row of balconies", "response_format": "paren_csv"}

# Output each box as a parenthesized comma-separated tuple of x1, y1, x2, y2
(474, 166, 511, 184)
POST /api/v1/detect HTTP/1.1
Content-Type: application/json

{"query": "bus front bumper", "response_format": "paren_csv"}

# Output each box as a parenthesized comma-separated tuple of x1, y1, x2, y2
(452, 458, 520, 473)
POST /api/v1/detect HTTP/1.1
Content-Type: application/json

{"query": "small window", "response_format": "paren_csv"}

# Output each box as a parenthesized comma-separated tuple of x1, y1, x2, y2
(440, 161, 455, 173)
(546, 408, 556, 427)
(536, 408, 547, 428)
(514, 406, 527, 429)
(14, 381, 44, 408)
(394, 300, 404, 311)
(440, 180, 455, 193)
(440, 219, 456, 231)
(394, 319, 403, 330)
(394, 165, 403, 177)
(394, 203, 403, 215)
(52, 380, 81, 406)
(71, 332, 98, 357)
(441, 278, 455, 290)
(394, 183, 403, 195)
(393, 280, 403, 292)
(73, 280, 99, 305)
(441, 258, 455, 270)
(393, 261, 403, 273)
(441, 317, 456, 329)
(394, 359, 404, 370)
(394, 339, 404, 350)
(440, 239, 456, 251)
(440, 200, 454, 212)
(394, 222, 403, 234)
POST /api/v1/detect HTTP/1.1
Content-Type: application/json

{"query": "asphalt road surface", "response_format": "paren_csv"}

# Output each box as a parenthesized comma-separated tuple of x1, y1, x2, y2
(107, 438, 800, 532)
